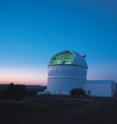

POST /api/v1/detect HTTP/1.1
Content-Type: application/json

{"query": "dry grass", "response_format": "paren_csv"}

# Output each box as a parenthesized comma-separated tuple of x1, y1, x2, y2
(0, 96, 117, 124)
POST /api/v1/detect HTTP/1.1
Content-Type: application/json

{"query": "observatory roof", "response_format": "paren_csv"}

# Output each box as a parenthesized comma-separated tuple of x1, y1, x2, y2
(49, 50, 88, 68)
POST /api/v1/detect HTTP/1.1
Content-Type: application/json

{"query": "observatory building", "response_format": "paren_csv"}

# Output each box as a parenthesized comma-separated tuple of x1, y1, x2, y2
(47, 50, 116, 97)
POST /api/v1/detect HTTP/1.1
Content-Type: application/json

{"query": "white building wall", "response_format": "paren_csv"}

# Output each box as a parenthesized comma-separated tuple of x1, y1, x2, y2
(47, 65, 87, 94)
(48, 65, 87, 80)
(111, 83, 117, 96)
(84, 80, 115, 97)
(48, 78, 86, 94)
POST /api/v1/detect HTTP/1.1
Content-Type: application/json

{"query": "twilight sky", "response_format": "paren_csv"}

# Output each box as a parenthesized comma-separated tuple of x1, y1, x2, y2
(0, 0, 117, 85)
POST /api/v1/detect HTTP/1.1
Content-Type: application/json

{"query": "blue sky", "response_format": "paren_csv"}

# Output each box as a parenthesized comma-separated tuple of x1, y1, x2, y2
(0, 0, 117, 84)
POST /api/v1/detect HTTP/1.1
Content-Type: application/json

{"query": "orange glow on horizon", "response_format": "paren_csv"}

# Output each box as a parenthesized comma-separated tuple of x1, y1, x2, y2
(0, 66, 47, 85)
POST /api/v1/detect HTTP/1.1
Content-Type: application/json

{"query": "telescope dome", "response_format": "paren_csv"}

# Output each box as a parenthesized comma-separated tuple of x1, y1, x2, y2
(49, 50, 88, 69)
(47, 50, 88, 94)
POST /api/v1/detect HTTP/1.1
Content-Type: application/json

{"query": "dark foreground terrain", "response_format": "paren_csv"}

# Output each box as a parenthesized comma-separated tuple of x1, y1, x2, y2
(0, 96, 117, 124)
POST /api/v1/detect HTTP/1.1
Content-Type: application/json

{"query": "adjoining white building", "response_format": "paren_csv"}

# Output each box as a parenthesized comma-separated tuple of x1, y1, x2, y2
(84, 80, 116, 97)
(47, 50, 117, 97)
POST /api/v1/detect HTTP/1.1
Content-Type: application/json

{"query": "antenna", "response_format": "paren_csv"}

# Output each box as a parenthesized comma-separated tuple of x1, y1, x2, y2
(80, 53, 86, 58)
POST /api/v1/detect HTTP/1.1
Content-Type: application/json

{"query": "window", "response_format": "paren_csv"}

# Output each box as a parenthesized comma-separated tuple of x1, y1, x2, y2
(49, 51, 75, 65)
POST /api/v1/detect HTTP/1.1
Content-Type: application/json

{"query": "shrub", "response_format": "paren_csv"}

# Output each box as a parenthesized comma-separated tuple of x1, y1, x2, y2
(2, 83, 27, 100)
(70, 88, 85, 97)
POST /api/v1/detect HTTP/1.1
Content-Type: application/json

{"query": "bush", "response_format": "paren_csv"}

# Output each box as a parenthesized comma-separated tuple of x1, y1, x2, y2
(70, 88, 85, 97)
(1, 83, 27, 100)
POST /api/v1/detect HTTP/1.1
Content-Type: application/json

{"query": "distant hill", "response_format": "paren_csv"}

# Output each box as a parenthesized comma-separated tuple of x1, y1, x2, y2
(26, 85, 47, 92)
(0, 84, 47, 92)
(0, 84, 8, 91)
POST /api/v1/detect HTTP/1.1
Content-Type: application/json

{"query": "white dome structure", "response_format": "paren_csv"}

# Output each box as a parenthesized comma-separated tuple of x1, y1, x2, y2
(47, 50, 117, 97)
(47, 50, 88, 94)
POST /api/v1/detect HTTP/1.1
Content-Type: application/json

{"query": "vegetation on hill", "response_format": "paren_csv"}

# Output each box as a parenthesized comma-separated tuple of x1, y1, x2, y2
(1, 83, 27, 100)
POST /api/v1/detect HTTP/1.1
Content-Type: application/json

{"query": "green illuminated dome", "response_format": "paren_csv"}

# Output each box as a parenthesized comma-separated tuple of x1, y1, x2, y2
(49, 50, 88, 68)
(50, 51, 75, 65)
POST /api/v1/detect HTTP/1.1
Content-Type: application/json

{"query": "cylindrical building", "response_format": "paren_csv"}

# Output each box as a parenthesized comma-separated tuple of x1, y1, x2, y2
(47, 50, 88, 94)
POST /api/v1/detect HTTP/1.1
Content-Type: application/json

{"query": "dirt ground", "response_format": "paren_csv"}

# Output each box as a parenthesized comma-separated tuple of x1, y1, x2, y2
(0, 96, 117, 124)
